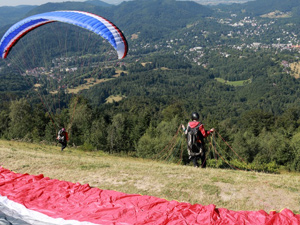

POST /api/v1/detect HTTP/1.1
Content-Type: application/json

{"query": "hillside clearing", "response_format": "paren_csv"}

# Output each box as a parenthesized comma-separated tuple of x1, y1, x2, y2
(0, 139, 299, 214)
(290, 61, 300, 79)
(67, 69, 127, 94)
(261, 10, 292, 18)
(105, 95, 126, 103)
(215, 77, 252, 86)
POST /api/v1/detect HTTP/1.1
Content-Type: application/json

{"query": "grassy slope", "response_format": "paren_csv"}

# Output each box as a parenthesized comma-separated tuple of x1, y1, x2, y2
(0, 140, 299, 214)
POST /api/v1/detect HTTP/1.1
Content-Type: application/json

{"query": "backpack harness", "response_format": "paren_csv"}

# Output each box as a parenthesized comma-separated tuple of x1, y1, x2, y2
(187, 122, 203, 155)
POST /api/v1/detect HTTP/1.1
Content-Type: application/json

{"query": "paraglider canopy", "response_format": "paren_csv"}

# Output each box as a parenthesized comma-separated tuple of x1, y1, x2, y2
(0, 10, 128, 59)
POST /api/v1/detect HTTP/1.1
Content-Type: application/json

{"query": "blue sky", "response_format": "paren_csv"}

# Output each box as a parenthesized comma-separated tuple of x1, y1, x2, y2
(0, 0, 123, 7)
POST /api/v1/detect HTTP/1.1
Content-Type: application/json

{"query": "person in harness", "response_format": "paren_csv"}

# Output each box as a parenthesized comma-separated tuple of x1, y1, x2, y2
(57, 128, 69, 151)
(182, 112, 214, 168)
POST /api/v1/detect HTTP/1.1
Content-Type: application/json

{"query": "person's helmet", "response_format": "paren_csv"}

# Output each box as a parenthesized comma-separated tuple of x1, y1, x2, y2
(191, 112, 199, 120)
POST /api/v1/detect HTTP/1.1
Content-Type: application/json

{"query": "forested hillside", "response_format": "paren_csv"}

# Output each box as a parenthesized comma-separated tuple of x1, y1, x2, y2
(0, 5, 36, 27)
(1, 0, 300, 173)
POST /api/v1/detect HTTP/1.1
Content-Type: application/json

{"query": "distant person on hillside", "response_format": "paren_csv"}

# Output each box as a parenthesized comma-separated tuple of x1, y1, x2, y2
(57, 128, 69, 151)
(181, 112, 214, 168)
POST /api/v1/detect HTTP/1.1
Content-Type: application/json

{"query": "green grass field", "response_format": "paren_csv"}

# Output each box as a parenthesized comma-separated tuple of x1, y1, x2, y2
(215, 78, 252, 86)
(0, 139, 299, 214)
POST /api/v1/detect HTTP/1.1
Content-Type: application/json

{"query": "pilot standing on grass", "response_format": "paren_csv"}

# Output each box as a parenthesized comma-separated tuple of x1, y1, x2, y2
(57, 128, 69, 151)
(182, 112, 214, 168)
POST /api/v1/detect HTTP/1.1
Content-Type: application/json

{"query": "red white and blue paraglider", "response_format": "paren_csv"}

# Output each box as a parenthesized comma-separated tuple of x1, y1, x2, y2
(0, 10, 128, 60)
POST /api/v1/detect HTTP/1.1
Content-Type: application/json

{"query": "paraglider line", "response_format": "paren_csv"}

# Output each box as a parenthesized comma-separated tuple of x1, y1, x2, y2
(216, 130, 254, 172)
(3, 21, 54, 59)
(207, 131, 255, 172)
(153, 125, 182, 161)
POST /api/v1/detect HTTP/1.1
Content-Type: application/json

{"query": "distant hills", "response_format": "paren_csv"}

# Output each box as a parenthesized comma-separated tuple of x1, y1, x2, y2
(0, 1, 112, 28)
(111, 0, 212, 40)
(0, 0, 213, 41)
(1, 0, 300, 31)
(85, 0, 113, 7)
(0, 0, 299, 58)
(25, 2, 110, 17)
(219, 0, 300, 17)
(0, 5, 35, 28)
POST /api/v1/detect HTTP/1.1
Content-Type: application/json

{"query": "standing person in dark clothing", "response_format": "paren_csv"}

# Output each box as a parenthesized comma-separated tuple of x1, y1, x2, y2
(182, 112, 214, 168)
(57, 128, 69, 151)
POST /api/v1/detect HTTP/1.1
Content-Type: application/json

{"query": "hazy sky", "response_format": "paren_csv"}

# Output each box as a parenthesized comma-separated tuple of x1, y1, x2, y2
(0, 0, 123, 7)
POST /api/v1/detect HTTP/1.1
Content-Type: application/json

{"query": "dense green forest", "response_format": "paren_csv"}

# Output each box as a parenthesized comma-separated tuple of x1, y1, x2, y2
(1, 0, 300, 173)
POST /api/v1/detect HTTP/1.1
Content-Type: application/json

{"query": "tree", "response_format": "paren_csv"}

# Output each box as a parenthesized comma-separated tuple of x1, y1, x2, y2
(239, 109, 275, 136)
(9, 99, 33, 139)
(0, 107, 10, 139)
(232, 131, 259, 163)
(137, 116, 181, 158)
(257, 129, 292, 165)
(107, 113, 128, 153)
(87, 118, 108, 151)
(275, 107, 300, 134)
(161, 103, 185, 122)
(31, 104, 50, 142)
(289, 132, 300, 171)
(67, 96, 93, 146)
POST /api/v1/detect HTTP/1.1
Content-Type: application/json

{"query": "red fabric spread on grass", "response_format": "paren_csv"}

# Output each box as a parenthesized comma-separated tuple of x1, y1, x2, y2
(0, 167, 299, 225)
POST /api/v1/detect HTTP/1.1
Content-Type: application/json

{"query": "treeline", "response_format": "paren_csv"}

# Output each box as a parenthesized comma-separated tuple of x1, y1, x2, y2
(1, 90, 300, 173)
(0, 73, 32, 92)
(1, 47, 300, 173)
